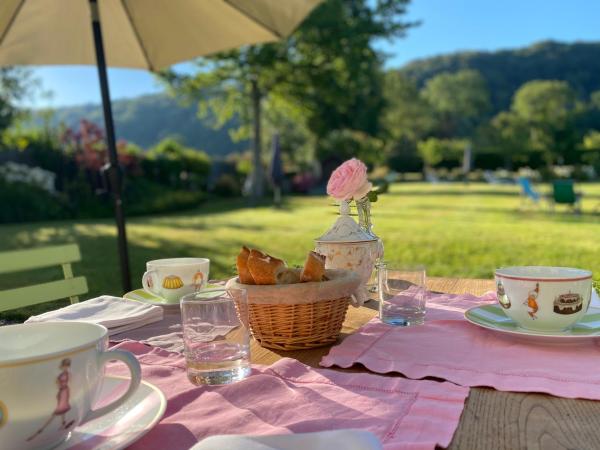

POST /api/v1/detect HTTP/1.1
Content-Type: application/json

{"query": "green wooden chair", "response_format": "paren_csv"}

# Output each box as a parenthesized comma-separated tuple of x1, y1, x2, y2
(549, 179, 582, 213)
(0, 244, 88, 313)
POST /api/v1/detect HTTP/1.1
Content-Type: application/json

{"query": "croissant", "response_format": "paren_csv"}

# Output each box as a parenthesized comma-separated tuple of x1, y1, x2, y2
(247, 249, 287, 285)
(300, 251, 326, 282)
(236, 246, 255, 284)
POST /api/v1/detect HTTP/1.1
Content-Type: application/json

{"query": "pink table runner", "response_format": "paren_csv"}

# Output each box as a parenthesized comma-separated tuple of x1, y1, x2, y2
(322, 292, 600, 400)
(108, 341, 468, 450)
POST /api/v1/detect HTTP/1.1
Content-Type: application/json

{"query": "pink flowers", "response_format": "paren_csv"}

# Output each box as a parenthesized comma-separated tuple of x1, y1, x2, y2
(326, 158, 372, 201)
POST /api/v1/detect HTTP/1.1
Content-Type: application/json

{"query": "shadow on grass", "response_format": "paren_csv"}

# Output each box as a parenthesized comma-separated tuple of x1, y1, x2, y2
(0, 220, 254, 322)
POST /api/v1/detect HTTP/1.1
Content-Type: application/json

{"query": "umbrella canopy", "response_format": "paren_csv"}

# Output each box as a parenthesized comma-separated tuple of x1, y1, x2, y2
(0, 0, 321, 293)
(0, 0, 321, 69)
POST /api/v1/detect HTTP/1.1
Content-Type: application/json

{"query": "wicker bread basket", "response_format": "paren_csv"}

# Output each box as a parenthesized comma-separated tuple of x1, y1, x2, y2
(225, 269, 361, 351)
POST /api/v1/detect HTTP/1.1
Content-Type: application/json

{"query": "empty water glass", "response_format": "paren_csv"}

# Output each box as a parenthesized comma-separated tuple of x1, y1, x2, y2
(181, 288, 250, 385)
(378, 263, 427, 326)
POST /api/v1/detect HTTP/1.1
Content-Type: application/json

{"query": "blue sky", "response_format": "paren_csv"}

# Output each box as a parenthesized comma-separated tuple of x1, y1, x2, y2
(27, 0, 600, 108)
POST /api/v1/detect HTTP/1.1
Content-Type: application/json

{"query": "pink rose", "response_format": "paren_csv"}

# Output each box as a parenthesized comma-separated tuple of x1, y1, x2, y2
(326, 158, 372, 201)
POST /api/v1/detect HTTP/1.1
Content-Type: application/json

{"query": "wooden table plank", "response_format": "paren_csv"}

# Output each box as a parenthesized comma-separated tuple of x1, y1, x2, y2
(251, 277, 600, 450)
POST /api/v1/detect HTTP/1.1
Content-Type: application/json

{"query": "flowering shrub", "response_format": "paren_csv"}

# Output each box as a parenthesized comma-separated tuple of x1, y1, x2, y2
(0, 162, 56, 193)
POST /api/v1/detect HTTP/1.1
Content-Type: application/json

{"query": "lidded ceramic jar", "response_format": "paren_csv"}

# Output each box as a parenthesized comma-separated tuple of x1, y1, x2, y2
(314, 201, 379, 303)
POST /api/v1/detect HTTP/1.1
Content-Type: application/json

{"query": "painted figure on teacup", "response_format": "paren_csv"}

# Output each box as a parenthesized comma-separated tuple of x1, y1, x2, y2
(523, 283, 540, 320)
(26, 359, 75, 442)
(497, 281, 511, 309)
(192, 271, 205, 291)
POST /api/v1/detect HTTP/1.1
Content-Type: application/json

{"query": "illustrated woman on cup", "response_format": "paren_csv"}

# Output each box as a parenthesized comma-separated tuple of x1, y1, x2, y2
(27, 359, 75, 441)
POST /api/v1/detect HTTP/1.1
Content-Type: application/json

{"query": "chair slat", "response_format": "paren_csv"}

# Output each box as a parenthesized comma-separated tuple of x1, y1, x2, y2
(0, 244, 81, 274)
(0, 277, 88, 313)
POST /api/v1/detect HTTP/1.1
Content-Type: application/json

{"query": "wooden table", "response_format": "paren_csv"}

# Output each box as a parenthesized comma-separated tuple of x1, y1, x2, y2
(251, 277, 600, 450)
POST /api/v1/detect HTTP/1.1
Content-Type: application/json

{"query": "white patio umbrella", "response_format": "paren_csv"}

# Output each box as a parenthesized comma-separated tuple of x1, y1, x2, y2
(0, 0, 321, 292)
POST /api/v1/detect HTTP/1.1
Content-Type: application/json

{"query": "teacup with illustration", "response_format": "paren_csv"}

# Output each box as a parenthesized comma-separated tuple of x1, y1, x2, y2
(0, 322, 141, 450)
(495, 266, 592, 332)
(143, 257, 210, 303)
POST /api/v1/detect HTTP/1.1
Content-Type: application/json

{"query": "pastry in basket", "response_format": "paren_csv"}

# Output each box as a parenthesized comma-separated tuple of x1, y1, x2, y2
(236, 246, 255, 284)
(237, 247, 326, 285)
(247, 249, 288, 285)
(301, 251, 326, 282)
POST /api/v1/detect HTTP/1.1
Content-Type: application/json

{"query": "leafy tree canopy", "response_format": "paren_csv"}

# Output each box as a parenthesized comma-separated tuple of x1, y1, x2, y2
(422, 69, 491, 137)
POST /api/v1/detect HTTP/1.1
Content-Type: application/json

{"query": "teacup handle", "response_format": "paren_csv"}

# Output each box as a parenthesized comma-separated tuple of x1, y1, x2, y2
(142, 270, 159, 295)
(84, 350, 142, 422)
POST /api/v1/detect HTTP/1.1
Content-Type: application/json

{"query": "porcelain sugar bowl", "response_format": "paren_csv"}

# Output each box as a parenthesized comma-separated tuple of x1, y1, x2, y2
(315, 201, 380, 304)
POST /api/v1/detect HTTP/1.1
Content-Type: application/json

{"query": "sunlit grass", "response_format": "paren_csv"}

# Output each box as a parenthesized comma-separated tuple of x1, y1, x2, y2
(2, 182, 600, 320)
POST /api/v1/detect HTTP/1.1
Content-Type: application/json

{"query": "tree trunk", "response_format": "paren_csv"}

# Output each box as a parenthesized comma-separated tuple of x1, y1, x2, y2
(250, 78, 264, 200)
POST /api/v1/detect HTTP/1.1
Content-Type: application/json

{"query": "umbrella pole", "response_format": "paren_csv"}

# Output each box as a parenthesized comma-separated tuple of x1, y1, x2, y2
(89, 0, 132, 293)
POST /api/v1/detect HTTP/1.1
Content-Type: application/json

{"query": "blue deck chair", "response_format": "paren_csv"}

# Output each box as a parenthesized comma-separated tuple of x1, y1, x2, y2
(518, 177, 541, 208)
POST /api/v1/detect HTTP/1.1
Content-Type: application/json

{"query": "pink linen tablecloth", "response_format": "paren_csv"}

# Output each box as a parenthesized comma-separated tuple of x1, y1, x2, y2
(107, 341, 469, 450)
(321, 292, 600, 400)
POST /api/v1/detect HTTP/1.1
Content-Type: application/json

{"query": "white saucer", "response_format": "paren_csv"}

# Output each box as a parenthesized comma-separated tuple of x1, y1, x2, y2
(465, 304, 600, 341)
(56, 376, 166, 450)
(124, 289, 181, 309)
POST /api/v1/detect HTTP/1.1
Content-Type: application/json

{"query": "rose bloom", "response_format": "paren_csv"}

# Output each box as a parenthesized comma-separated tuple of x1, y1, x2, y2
(326, 158, 373, 201)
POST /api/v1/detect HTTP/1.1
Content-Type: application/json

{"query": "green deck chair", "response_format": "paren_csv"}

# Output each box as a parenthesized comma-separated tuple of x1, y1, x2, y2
(0, 244, 88, 313)
(550, 179, 582, 212)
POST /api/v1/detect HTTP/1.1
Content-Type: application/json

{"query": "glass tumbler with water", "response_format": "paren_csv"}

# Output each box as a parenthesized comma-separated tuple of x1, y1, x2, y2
(181, 288, 250, 385)
(378, 263, 427, 326)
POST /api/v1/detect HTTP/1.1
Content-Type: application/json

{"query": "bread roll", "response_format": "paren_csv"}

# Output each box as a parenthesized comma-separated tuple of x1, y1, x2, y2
(300, 251, 326, 282)
(236, 246, 255, 284)
(248, 249, 287, 285)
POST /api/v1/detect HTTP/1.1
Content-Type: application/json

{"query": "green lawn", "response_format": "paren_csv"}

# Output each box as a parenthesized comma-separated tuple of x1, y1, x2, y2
(2, 182, 600, 321)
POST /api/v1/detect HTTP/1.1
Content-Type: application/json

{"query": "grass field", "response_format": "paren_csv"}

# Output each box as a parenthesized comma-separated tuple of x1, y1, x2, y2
(2, 182, 600, 321)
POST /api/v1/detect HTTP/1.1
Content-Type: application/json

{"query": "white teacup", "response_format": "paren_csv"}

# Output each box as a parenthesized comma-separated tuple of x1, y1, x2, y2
(495, 266, 592, 332)
(143, 257, 210, 303)
(0, 322, 141, 450)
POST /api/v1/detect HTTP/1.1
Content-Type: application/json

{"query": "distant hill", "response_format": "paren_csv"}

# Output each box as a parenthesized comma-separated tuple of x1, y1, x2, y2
(37, 93, 248, 156)
(34, 41, 600, 155)
(398, 40, 600, 113)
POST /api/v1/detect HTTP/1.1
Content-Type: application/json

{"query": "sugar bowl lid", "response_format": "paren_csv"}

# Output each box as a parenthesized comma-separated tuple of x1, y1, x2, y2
(315, 201, 377, 244)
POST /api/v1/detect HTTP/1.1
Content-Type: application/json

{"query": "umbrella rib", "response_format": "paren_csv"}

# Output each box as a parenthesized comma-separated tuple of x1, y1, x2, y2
(120, 0, 153, 71)
(222, 0, 283, 39)
(0, 0, 26, 48)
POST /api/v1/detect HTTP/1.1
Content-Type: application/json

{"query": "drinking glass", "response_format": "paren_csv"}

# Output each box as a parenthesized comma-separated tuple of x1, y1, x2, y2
(378, 263, 427, 326)
(181, 288, 250, 385)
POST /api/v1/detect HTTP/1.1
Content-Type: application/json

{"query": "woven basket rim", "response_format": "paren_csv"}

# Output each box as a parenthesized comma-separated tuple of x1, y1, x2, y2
(225, 269, 361, 305)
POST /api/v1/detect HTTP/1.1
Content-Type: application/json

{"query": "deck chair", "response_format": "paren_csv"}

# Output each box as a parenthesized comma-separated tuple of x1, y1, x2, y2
(549, 179, 582, 213)
(0, 244, 88, 313)
(517, 177, 541, 208)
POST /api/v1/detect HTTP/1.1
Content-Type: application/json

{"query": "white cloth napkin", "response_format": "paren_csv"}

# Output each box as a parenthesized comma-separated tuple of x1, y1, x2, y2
(26, 296, 164, 336)
(189, 430, 382, 450)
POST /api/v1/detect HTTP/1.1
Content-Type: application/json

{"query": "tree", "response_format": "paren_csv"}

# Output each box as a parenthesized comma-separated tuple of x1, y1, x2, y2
(382, 72, 435, 143)
(481, 111, 532, 169)
(160, 0, 415, 199)
(417, 137, 467, 169)
(581, 130, 600, 173)
(422, 69, 491, 138)
(511, 80, 579, 164)
(0, 67, 35, 135)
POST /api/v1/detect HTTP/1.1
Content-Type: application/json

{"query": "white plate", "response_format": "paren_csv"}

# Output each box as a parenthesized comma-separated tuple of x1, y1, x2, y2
(465, 304, 600, 341)
(123, 289, 180, 309)
(56, 376, 166, 450)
